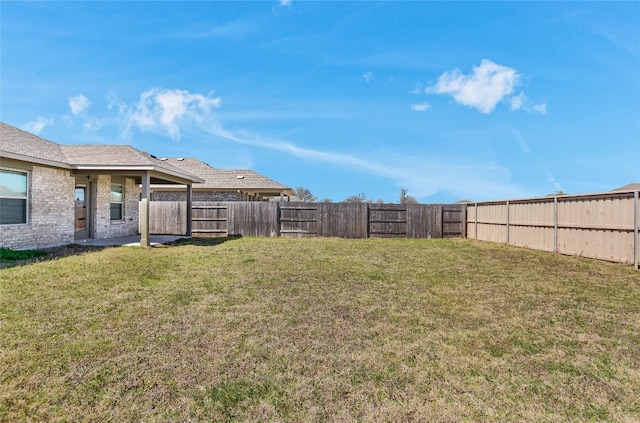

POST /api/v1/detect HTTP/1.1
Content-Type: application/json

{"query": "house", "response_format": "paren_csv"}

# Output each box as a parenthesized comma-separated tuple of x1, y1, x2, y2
(612, 183, 640, 192)
(149, 157, 295, 201)
(0, 122, 203, 250)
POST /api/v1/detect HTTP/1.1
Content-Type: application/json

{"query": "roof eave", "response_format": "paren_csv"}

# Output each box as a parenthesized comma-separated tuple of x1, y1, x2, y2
(71, 165, 205, 184)
(1, 151, 72, 169)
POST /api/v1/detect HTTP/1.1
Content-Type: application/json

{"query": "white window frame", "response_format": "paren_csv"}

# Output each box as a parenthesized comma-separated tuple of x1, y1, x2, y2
(0, 168, 29, 226)
(110, 183, 124, 221)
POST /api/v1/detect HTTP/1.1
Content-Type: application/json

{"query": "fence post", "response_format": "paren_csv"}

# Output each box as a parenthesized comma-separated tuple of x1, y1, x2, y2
(634, 191, 638, 270)
(186, 184, 193, 236)
(554, 196, 558, 253)
(506, 200, 510, 244)
(276, 201, 282, 237)
(461, 203, 467, 238)
(474, 203, 478, 239)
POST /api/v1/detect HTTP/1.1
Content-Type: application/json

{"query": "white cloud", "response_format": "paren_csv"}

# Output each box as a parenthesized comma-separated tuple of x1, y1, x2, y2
(69, 94, 90, 116)
(510, 92, 525, 111)
(409, 83, 424, 95)
(428, 59, 520, 114)
(22, 117, 54, 134)
(108, 92, 127, 114)
(124, 88, 221, 140)
(279, 0, 292, 7)
(362, 71, 373, 83)
(533, 103, 547, 115)
(510, 92, 547, 115)
(105, 86, 525, 201)
(410, 102, 430, 112)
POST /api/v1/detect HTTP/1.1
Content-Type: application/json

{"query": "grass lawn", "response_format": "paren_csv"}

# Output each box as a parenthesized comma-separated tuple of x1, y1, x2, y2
(1, 237, 639, 422)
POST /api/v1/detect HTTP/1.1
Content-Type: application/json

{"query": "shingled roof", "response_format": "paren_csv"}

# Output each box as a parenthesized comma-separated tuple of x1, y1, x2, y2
(611, 183, 640, 192)
(1, 122, 70, 167)
(0, 122, 202, 184)
(59, 145, 201, 182)
(160, 157, 293, 194)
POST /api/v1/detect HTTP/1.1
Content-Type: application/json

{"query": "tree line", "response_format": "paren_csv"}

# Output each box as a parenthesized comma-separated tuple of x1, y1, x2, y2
(292, 187, 418, 204)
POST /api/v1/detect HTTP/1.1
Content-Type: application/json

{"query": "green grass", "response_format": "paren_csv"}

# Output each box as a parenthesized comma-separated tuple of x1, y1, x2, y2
(1, 237, 639, 422)
(0, 247, 47, 263)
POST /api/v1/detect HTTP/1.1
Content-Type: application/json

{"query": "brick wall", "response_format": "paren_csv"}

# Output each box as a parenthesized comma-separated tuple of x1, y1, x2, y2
(94, 175, 140, 239)
(1, 165, 75, 250)
(152, 190, 243, 201)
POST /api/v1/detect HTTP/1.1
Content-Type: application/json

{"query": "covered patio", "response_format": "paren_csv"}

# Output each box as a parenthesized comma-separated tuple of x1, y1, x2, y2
(62, 145, 204, 247)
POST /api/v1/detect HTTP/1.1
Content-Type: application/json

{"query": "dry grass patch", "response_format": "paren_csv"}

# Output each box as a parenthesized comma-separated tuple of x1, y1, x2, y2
(1, 238, 639, 422)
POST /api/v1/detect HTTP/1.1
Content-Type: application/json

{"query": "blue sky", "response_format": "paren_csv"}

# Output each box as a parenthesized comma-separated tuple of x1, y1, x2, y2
(2, 1, 639, 203)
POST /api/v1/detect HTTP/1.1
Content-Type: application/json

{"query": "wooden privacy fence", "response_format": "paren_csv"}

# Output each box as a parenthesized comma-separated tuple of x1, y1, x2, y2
(466, 190, 640, 268)
(144, 201, 466, 239)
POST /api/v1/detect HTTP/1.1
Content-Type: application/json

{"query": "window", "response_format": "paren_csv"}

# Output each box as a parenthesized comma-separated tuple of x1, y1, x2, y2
(110, 184, 123, 220)
(0, 169, 28, 225)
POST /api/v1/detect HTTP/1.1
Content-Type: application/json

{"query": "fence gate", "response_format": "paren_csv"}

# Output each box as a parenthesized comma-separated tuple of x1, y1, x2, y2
(191, 204, 228, 237)
(368, 205, 407, 238)
(279, 204, 318, 237)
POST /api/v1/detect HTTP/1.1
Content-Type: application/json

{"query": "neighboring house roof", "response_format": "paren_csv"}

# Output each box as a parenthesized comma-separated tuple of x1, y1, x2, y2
(156, 157, 294, 196)
(0, 122, 203, 184)
(611, 183, 640, 192)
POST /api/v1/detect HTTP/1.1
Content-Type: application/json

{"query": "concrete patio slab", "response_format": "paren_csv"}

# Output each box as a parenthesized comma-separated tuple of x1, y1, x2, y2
(74, 235, 187, 247)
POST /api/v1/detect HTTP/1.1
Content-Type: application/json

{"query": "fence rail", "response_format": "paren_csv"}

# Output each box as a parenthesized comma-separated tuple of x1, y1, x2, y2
(144, 201, 465, 240)
(466, 190, 640, 268)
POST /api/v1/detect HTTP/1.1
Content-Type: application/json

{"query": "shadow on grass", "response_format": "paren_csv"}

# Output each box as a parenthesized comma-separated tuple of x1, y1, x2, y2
(165, 235, 243, 247)
(0, 244, 109, 269)
(0, 236, 243, 269)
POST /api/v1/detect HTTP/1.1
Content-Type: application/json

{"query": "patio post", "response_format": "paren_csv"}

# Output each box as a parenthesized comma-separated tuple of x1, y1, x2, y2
(140, 172, 150, 247)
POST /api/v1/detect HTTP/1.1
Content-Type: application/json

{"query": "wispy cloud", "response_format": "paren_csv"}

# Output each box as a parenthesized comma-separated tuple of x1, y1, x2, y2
(182, 19, 257, 39)
(409, 83, 424, 95)
(279, 0, 292, 7)
(546, 171, 565, 193)
(362, 71, 373, 83)
(510, 128, 532, 154)
(118, 88, 221, 140)
(410, 102, 430, 112)
(69, 94, 90, 116)
(59, 86, 526, 201)
(532, 103, 547, 115)
(199, 119, 526, 201)
(428, 59, 521, 114)
(511, 92, 547, 115)
(22, 117, 54, 134)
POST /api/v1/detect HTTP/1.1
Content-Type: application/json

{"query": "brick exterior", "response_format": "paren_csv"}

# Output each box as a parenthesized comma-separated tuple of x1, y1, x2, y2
(1, 166, 141, 250)
(152, 190, 243, 202)
(94, 175, 140, 239)
(1, 165, 75, 250)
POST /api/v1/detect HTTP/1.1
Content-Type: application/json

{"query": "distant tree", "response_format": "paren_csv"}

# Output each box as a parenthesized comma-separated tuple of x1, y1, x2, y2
(399, 187, 418, 204)
(374, 199, 385, 204)
(342, 193, 368, 203)
(546, 190, 568, 197)
(321, 198, 333, 203)
(293, 186, 317, 202)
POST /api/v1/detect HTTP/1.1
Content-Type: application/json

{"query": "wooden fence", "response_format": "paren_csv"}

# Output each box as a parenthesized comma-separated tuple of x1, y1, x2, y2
(145, 201, 466, 239)
(466, 190, 640, 268)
